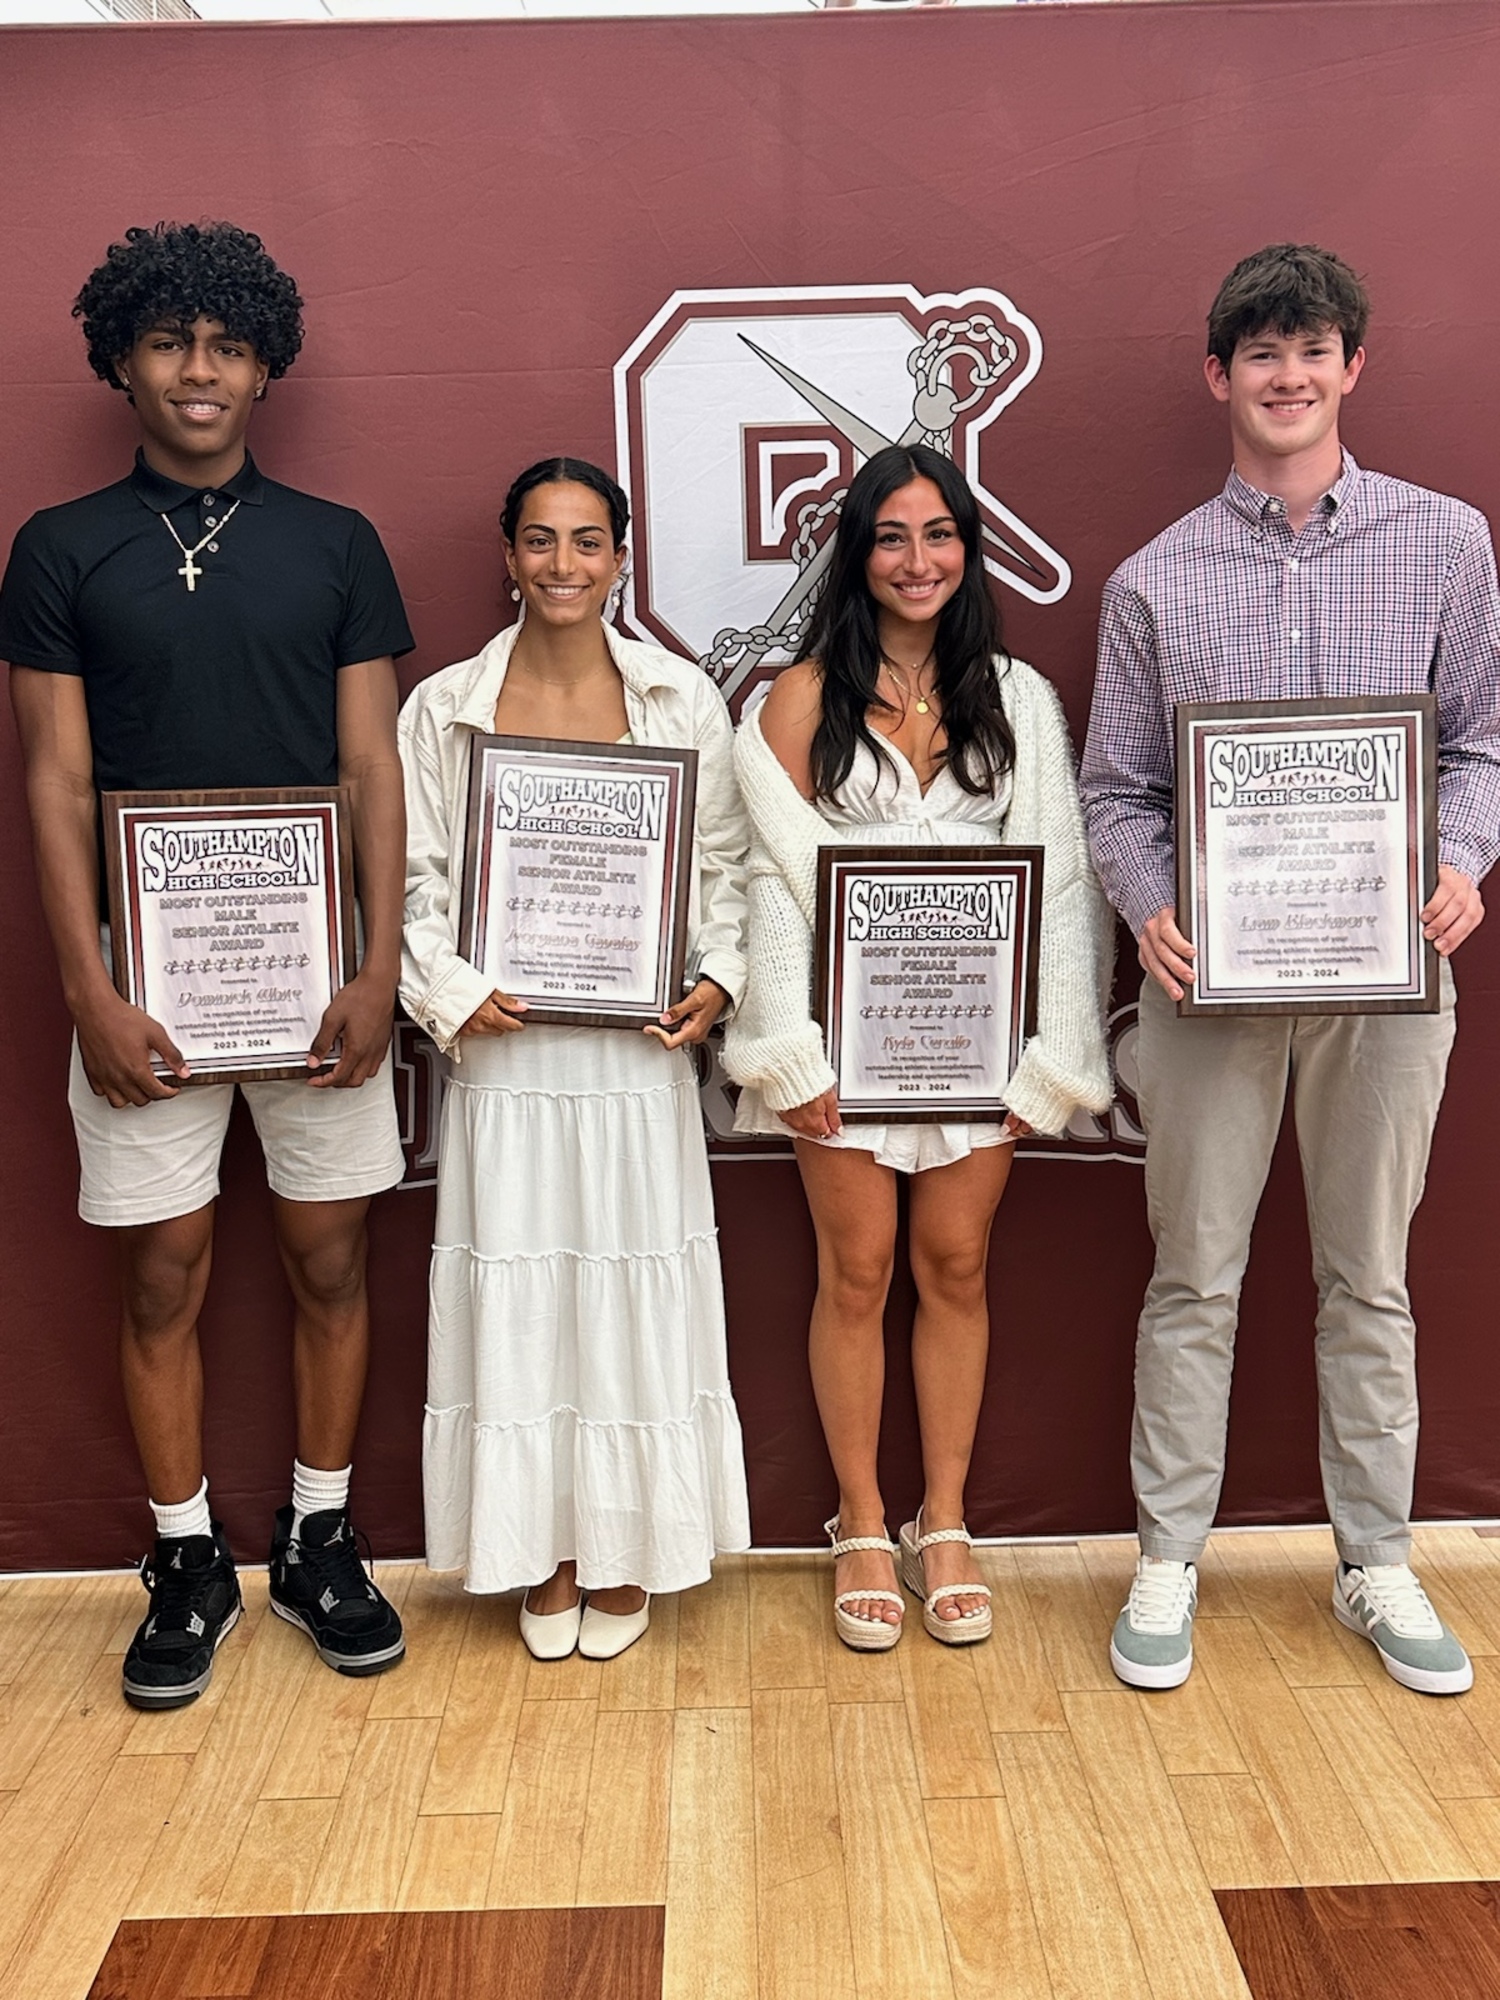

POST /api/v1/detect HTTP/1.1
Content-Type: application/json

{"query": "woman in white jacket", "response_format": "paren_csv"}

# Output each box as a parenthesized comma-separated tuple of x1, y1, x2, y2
(725, 445, 1111, 1651)
(400, 458, 751, 1662)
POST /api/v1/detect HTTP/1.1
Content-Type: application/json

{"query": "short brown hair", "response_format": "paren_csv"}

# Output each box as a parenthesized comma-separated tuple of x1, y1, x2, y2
(1207, 244, 1369, 368)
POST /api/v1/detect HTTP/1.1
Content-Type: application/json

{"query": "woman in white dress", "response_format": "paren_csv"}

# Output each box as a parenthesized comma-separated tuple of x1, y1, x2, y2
(725, 445, 1111, 1650)
(400, 457, 751, 1661)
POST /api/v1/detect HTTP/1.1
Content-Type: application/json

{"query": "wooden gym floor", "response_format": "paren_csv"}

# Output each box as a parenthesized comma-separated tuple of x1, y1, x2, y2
(10, 1525, 1500, 1998)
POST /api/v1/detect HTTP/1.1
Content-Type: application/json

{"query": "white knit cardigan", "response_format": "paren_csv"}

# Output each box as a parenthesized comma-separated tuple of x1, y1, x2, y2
(723, 656, 1114, 1136)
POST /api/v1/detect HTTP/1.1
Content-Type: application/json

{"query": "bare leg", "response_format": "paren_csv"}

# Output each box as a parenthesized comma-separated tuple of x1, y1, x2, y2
(908, 1146, 1014, 1619)
(271, 1193, 373, 1472)
(588, 1584, 648, 1614)
(795, 1141, 901, 1625)
(118, 1204, 216, 1506)
(528, 1561, 582, 1615)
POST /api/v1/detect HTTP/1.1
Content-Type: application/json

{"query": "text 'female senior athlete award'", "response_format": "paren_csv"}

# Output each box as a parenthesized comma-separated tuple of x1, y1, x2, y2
(459, 736, 698, 1028)
(1175, 694, 1439, 1016)
(104, 788, 355, 1084)
(814, 846, 1043, 1121)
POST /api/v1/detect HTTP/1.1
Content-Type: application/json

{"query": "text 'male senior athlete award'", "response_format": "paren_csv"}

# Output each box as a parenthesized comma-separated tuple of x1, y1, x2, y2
(105, 788, 355, 1085)
(459, 736, 697, 1028)
(815, 846, 1043, 1122)
(1176, 694, 1438, 1016)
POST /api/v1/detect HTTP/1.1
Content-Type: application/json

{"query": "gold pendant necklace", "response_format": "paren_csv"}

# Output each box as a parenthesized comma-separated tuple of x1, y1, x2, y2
(881, 650, 934, 715)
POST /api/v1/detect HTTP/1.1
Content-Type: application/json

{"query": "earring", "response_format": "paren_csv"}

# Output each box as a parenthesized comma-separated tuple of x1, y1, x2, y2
(510, 586, 521, 603)
(254, 387, 266, 400)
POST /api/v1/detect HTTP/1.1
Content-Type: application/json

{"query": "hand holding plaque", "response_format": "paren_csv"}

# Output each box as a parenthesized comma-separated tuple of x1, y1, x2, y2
(458, 736, 698, 1029)
(814, 845, 1043, 1122)
(104, 788, 355, 1086)
(1175, 694, 1438, 1016)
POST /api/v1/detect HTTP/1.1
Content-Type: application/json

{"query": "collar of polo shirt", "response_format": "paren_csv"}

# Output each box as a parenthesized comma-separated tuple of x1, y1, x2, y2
(130, 446, 267, 515)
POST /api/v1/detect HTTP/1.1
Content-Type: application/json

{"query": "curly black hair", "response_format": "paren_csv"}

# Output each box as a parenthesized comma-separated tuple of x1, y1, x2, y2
(73, 221, 304, 391)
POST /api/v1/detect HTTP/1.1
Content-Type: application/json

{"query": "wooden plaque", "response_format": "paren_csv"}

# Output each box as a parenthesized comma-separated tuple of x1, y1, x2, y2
(1175, 694, 1439, 1016)
(104, 787, 356, 1086)
(814, 844, 1043, 1122)
(458, 735, 698, 1029)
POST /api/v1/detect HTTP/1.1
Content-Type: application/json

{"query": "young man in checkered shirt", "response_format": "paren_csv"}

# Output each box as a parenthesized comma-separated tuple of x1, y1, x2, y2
(1081, 243, 1500, 1697)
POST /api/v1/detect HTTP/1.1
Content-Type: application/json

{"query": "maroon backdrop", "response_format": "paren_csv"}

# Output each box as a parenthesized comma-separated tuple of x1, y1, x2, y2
(3, 0, 1499, 1570)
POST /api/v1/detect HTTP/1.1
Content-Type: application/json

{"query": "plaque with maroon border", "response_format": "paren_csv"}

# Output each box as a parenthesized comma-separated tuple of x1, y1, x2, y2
(104, 788, 355, 1086)
(814, 845, 1043, 1123)
(458, 736, 697, 1029)
(1175, 694, 1439, 1017)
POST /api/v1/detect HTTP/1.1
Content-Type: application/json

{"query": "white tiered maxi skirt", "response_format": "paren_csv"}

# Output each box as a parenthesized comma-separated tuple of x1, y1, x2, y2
(423, 1024, 751, 1595)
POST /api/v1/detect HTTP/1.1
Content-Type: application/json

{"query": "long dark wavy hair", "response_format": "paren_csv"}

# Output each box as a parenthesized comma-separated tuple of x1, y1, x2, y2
(797, 445, 1014, 802)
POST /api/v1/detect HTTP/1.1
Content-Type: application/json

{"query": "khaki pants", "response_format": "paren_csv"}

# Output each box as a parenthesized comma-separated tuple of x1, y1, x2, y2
(1131, 964, 1456, 1567)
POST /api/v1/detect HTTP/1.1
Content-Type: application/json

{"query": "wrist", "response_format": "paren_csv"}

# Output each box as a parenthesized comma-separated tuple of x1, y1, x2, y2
(64, 963, 122, 1017)
(352, 954, 399, 989)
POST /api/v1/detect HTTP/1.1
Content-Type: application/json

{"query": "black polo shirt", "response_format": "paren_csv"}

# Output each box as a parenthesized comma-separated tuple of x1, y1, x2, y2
(0, 449, 414, 799)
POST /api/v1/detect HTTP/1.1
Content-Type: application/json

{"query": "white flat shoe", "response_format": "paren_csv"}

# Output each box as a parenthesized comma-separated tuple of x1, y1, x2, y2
(578, 1595, 651, 1660)
(519, 1590, 582, 1661)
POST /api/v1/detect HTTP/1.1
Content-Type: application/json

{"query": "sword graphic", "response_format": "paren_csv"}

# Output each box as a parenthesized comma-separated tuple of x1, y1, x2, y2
(737, 335, 921, 650)
(739, 335, 1051, 621)
(707, 333, 1056, 708)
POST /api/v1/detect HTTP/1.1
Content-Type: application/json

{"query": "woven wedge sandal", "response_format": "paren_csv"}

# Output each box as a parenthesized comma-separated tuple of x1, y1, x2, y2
(899, 1516, 993, 1645)
(825, 1516, 904, 1652)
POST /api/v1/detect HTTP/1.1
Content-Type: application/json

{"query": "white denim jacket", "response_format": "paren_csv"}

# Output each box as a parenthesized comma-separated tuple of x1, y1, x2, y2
(398, 620, 750, 1058)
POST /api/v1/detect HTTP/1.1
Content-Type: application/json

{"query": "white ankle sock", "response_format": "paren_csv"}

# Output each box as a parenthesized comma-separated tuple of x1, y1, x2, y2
(292, 1460, 351, 1536)
(151, 1477, 211, 1543)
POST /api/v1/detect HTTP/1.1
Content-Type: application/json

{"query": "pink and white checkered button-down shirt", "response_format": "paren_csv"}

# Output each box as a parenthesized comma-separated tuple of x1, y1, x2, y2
(1080, 452, 1500, 936)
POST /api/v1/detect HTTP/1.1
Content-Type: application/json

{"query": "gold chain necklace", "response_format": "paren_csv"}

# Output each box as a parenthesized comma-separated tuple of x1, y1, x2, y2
(160, 499, 242, 593)
(880, 649, 936, 716)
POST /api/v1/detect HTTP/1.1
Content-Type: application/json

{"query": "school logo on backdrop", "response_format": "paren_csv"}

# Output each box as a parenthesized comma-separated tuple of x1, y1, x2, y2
(614, 285, 1071, 718)
(394, 287, 1129, 1192)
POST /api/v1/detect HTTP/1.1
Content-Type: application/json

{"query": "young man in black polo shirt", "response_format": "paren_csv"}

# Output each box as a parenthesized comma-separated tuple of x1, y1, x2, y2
(2, 222, 412, 1707)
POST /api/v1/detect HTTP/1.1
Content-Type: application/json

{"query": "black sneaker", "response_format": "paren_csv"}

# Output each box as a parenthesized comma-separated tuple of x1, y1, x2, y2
(267, 1505, 405, 1676)
(121, 1524, 242, 1710)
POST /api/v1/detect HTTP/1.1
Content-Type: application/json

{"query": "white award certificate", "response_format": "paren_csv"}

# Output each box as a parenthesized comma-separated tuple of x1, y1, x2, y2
(815, 846, 1043, 1121)
(1176, 695, 1438, 1016)
(105, 789, 353, 1084)
(459, 736, 697, 1028)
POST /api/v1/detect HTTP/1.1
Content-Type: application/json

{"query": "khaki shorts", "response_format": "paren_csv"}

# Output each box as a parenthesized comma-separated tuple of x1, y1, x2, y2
(68, 1036, 405, 1227)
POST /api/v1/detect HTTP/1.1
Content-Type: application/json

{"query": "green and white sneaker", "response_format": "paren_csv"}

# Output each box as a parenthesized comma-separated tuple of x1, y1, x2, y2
(1333, 1563, 1473, 1695)
(1109, 1557, 1197, 1690)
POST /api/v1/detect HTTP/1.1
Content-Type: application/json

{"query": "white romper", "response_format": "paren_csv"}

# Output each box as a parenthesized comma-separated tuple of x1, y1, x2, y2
(732, 731, 1016, 1173)
(724, 658, 1113, 1155)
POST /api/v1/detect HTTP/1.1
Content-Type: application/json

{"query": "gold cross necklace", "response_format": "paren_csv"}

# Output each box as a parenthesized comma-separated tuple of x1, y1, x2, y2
(160, 499, 242, 592)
